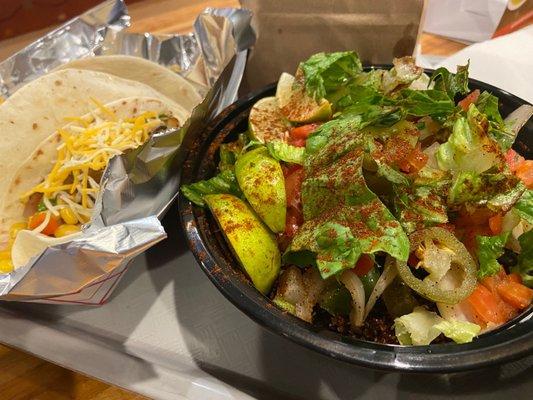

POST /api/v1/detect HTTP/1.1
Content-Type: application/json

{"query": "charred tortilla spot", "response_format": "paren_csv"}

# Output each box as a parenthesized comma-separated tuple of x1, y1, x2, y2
(32, 123, 38, 130)
(14, 177, 20, 186)
(54, 80, 62, 86)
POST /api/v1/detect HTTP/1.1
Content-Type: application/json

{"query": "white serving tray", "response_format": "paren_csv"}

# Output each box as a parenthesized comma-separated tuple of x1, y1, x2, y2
(0, 210, 531, 400)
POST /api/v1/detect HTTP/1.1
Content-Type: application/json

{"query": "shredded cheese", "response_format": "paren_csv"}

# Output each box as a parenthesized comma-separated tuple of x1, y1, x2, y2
(22, 102, 166, 219)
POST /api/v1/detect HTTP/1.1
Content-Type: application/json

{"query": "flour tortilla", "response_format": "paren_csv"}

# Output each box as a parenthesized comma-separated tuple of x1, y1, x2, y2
(0, 69, 190, 211)
(56, 55, 203, 113)
(0, 97, 177, 247)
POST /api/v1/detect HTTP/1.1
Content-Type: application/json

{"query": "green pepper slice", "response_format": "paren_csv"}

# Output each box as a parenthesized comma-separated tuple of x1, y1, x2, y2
(395, 227, 477, 304)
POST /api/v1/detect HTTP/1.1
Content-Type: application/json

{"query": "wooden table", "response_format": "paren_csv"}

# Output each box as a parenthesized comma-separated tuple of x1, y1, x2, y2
(0, 1, 468, 399)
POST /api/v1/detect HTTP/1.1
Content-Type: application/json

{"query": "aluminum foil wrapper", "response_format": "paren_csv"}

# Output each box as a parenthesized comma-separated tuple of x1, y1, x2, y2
(0, 0, 255, 304)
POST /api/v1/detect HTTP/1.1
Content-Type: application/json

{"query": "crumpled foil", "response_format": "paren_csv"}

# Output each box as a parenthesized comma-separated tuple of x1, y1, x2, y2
(0, 0, 255, 304)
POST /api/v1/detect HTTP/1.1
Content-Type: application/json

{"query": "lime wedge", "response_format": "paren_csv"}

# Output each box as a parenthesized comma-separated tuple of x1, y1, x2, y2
(235, 147, 286, 233)
(276, 72, 332, 124)
(248, 96, 291, 143)
(204, 194, 281, 294)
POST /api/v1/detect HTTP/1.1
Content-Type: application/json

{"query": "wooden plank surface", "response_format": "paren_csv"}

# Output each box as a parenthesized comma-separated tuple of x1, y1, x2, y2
(0, 1, 466, 399)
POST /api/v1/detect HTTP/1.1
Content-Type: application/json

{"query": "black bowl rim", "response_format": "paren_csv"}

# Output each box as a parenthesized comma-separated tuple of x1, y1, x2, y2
(178, 69, 533, 373)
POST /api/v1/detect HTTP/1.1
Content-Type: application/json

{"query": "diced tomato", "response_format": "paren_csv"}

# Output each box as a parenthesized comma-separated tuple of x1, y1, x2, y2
(290, 124, 320, 140)
(289, 137, 307, 147)
(458, 89, 480, 111)
(407, 252, 419, 268)
(436, 223, 455, 233)
(488, 214, 503, 235)
(284, 166, 304, 210)
(352, 254, 374, 277)
(288, 124, 320, 147)
(497, 281, 533, 310)
(398, 143, 428, 173)
(284, 207, 303, 238)
(515, 160, 533, 188)
(456, 225, 493, 255)
(278, 207, 303, 251)
(455, 208, 495, 227)
(508, 273, 522, 284)
(467, 284, 508, 325)
(28, 212, 60, 236)
(505, 149, 525, 172)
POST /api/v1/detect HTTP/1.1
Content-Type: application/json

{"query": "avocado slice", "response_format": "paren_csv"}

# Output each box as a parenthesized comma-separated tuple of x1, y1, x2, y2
(204, 194, 281, 294)
(248, 96, 291, 143)
(235, 147, 286, 233)
(276, 72, 332, 124)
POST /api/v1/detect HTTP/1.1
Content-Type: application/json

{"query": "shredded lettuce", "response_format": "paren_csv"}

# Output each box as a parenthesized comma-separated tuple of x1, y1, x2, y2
(514, 230, 533, 288)
(476, 232, 510, 279)
(181, 170, 242, 207)
(434, 319, 481, 344)
(429, 62, 469, 99)
(300, 51, 362, 100)
(395, 307, 481, 345)
(513, 190, 533, 224)
(437, 104, 504, 173)
(266, 141, 305, 165)
(394, 307, 443, 345)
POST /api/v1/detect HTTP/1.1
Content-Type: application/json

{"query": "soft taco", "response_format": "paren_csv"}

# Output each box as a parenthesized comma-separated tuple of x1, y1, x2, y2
(0, 68, 190, 211)
(0, 97, 181, 272)
(56, 55, 204, 112)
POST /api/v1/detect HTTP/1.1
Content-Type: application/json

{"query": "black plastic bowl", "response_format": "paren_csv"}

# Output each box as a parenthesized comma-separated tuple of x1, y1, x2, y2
(178, 72, 533, 372)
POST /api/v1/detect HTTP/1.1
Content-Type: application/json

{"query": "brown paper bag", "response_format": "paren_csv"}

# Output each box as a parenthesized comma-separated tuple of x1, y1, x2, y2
(240, 0, 425, 91)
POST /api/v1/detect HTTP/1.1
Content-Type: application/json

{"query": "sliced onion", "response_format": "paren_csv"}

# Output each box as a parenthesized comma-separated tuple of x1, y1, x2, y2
(32, 211, 51, 234)
(340, 270, 366, 328)
(504, 105, 533, 137)
(364, 257, 398, 319)
(295, 268, 326, 322)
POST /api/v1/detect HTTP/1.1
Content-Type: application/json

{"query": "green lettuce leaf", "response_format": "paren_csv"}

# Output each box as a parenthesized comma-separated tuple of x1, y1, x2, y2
(434, 319, 481, 344)
(218, 134, 247, 171)
(476, 91, 503, 124)
(437, 104, 505, 173)
(395, 307, 481, 345)
(305, 117, 368, 155)
(394, 307, 443, 345)
(476, 232, 510, 279)
(394, 185, 449, 233)
(448, 171, 525, 211)
(380, 56, 422, 94)
(476, 91, 515, 150)
(513, 230, 533, 288)
(513, 190, 533, 224)
(398, 89, 456, 119)
(266, 141, 305, 165)
(181, 170, 242, 207)
(429, 62, 470, 99)
(285, 134, 409, 279)
(300, 51, 362, 99)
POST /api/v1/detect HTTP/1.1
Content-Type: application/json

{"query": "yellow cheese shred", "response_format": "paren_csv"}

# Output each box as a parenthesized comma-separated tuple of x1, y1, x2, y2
(21, 103, 166, 219)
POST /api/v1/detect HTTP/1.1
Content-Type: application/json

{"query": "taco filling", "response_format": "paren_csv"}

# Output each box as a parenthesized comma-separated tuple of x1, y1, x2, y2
(0, 98, 180, 273)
